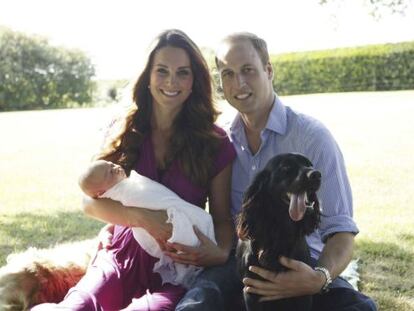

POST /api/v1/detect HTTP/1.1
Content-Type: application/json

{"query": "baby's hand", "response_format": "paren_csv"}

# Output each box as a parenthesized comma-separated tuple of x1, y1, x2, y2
(97, 223, 115, 250)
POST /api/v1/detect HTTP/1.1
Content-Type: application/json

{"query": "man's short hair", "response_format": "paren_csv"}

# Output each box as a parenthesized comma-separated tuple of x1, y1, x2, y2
(216, 32, 270, 67)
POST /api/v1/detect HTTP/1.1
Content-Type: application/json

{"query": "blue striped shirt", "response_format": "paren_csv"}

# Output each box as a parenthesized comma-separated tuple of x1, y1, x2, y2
(228, 94, 359, 259)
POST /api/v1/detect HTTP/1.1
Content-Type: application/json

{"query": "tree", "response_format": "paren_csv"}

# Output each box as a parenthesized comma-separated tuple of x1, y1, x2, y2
(0, 27, 95, 111)
(319, 0, 411, 19)
(107, 86, 118, 102)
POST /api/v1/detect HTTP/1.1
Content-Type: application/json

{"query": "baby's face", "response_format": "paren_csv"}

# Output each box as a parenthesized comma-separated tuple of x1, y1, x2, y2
(96, 161, 127, 191)
(80, 160, 127, 197)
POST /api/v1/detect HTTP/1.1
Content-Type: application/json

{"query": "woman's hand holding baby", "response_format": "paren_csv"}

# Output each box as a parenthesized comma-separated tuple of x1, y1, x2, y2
(137, 209, 173, 248)
(164, 226, 227, 267)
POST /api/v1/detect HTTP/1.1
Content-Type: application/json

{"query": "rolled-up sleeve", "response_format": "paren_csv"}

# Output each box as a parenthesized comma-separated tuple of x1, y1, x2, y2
(307, 126, 359, 242)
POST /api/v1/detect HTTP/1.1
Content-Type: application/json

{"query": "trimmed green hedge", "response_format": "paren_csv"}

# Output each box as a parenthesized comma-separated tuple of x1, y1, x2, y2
(271, 41, 414, 95)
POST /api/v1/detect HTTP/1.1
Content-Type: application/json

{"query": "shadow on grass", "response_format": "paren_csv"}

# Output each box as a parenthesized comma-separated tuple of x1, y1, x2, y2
(0, 211, 103, 265)
(356, 238, 414, 311)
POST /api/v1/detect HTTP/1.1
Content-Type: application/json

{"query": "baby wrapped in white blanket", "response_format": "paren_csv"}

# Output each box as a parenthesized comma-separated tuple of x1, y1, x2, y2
(79, 160, 216, 288)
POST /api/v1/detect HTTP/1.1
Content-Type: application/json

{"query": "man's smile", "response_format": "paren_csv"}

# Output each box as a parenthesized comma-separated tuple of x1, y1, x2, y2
(234, 92, 252, 100)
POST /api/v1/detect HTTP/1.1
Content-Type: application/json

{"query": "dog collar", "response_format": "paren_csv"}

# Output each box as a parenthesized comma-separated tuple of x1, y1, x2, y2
(314, 266, 332, 293)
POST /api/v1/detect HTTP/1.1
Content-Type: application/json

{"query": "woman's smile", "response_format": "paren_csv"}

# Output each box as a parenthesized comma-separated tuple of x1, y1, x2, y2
(160, 89, 181, 97)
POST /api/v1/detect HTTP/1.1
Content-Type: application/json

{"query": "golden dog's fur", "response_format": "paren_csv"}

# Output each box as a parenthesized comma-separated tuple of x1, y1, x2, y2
(0, 239, 96, 311)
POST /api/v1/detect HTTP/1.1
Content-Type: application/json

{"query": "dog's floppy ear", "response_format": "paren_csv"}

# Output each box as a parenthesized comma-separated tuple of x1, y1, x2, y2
(244, 169, 271, 203)
(237, 169, 271, 240)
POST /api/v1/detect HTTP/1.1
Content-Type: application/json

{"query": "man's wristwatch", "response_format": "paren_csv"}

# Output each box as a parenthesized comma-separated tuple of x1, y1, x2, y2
(314, 266, 332, 293)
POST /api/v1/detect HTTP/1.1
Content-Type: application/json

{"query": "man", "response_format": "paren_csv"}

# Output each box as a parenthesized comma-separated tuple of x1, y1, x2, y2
(212, 32, 377, 310)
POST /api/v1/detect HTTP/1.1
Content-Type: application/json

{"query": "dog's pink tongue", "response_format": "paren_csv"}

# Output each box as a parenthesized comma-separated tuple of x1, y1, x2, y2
(289, 192, 306, 221)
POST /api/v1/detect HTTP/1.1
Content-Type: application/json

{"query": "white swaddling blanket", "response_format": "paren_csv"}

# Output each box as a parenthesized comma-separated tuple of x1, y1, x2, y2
(100, 170, 216, 288)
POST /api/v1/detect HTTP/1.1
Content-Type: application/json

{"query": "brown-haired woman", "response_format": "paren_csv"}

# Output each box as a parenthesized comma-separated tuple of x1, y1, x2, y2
(31, 29, 236, 311)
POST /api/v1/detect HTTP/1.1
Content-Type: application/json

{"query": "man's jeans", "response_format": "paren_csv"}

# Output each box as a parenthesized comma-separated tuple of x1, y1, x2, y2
(175, 253, 242, 311)
(175, 254, 377, 311)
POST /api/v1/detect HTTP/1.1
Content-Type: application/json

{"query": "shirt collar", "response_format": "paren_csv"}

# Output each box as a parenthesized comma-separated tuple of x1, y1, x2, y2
(266, 94, 287, 135)
(230, 93, 287, 141)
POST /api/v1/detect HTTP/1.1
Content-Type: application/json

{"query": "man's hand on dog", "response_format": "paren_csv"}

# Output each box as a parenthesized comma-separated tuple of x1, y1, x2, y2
(243, 256, 325, 302)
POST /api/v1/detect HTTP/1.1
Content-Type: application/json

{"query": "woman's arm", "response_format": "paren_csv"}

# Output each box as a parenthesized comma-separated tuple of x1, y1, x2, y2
(82, 196, 172, 242)
(208, 163, 235, 260)
(165, 163, 235, 266)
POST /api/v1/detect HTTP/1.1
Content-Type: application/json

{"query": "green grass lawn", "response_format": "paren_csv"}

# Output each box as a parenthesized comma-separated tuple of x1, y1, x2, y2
(1, 91, 413, 310)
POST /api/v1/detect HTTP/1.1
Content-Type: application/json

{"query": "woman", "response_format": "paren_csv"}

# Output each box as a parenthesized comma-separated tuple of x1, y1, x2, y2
(32, 29, 235, 311)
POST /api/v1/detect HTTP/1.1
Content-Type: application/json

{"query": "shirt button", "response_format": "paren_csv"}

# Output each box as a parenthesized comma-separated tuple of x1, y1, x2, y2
(252, 165, 256, 170)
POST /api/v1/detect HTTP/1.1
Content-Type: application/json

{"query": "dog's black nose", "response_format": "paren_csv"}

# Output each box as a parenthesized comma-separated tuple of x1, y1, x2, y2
(307, 170, 321, 182)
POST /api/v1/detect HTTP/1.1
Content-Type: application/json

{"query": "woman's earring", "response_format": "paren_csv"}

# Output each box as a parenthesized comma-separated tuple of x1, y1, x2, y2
(148, 85, 151, 89)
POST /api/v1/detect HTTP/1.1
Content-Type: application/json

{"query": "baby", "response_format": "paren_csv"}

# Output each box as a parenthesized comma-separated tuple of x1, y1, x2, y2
(78, 160, 216, 288)
(79, 160, 127, 198)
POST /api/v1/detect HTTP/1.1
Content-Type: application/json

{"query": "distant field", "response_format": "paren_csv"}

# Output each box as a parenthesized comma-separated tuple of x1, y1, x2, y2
(0, 91, 413, 310)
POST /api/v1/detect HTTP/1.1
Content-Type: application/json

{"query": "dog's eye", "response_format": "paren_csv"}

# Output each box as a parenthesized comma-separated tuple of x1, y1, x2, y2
(281, 165, 291, 173)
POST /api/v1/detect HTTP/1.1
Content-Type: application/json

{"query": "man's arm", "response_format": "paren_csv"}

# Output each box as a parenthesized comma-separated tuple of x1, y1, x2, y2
(317, 232, 354, 280)
(243, 232, 354, 301)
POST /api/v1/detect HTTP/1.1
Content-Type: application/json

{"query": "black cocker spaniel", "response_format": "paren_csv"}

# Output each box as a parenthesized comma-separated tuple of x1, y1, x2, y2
(236, 153, 322, 311)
